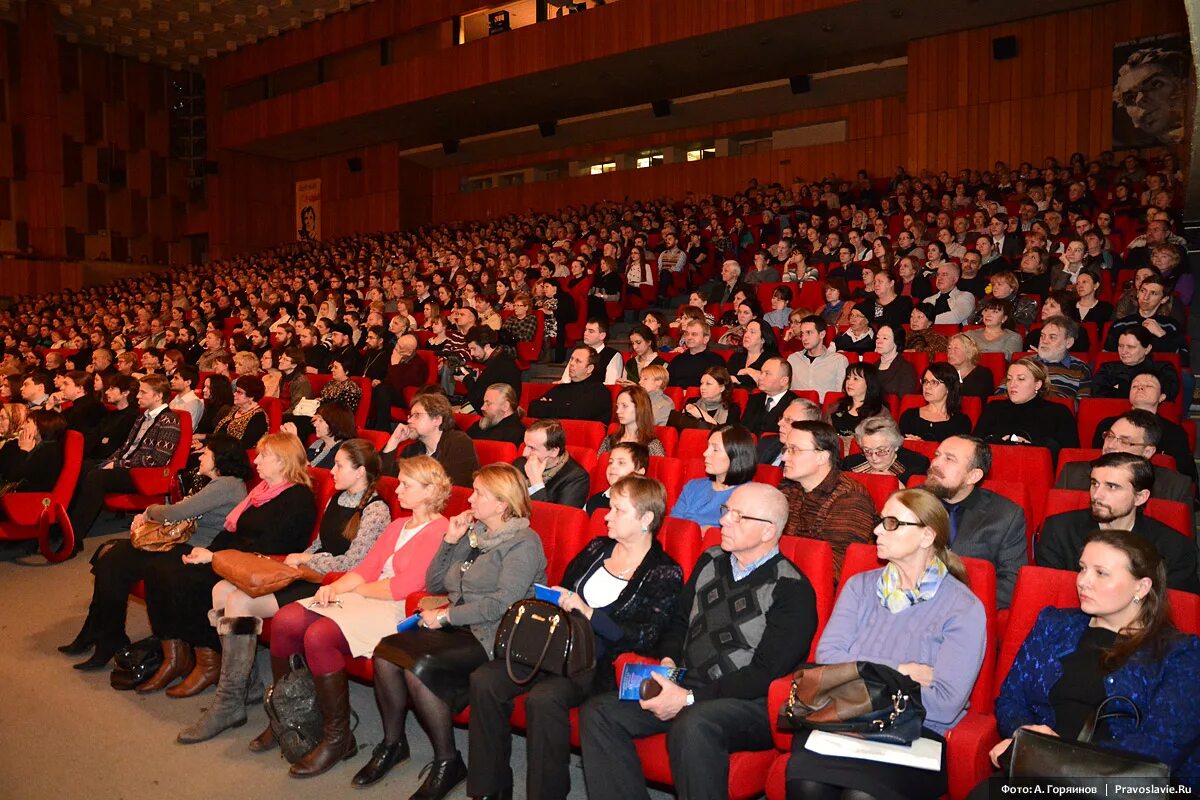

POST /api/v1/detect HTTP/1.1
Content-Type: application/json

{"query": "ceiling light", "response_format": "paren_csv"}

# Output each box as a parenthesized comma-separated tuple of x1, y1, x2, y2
(117, 7, 131, 20)
(177, 11, 189, 22)
(138, 0, 151, 9)
(157, 20, 169, 31)
(58, 4, 72, 16)
(138, 28, 149, 38)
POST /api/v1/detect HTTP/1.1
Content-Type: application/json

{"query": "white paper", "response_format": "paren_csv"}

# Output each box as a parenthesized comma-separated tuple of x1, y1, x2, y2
(804, 730, 943, 771)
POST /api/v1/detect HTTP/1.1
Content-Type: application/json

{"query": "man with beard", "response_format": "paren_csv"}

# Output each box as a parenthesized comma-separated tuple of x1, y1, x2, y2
(922, 435, 1027, 608)
(1038, 452, 1198, 593)
(466, 384, 525, 446)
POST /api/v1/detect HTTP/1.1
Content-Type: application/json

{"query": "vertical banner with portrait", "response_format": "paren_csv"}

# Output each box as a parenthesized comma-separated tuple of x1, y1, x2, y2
(295, 179, 322, 242)
(1112, 34, 1189, 149)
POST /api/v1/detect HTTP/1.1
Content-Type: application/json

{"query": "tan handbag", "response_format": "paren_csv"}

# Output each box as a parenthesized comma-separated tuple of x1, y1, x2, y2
(131, 518, 197, 552)
(211, 551, 322, 598)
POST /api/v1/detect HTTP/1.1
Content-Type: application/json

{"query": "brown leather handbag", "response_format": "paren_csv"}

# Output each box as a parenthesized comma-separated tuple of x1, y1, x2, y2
(211, 551, 322, 597)
(777, 661, 925, 745)
(130, 518, 197, 552)
(493, 599, 595, 685)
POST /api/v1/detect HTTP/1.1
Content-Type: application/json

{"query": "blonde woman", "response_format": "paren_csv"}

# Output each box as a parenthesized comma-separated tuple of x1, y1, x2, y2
(265, 456, 450, 778)
(357, 464, 546, 794)
(138, 433, 317, 696)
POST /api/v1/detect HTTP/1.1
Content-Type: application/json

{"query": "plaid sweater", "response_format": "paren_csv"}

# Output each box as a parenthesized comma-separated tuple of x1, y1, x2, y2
(781, 468, 879, 577)
(106, 408, 183, 469)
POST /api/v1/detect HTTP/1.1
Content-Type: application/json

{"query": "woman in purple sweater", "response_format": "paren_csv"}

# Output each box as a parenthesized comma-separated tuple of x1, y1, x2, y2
(784, 488, 986, 800)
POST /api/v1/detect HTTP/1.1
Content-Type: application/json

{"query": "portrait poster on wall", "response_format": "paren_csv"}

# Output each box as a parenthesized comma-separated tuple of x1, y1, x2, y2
(295, 179, 322, 242)
(1112, 34, 1189, 148)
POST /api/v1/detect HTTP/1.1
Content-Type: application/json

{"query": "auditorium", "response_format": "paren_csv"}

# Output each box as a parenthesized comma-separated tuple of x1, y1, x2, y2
(0, 0, 1196, 798)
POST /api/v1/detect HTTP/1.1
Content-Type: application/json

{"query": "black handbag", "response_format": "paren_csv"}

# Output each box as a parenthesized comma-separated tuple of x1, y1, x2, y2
(109, 636, 163, 691)
(1008, 696, 1170, 784)
(264, 654, 324, 764)
(493, 599, 596, 686)
(777, 661, 926, 745)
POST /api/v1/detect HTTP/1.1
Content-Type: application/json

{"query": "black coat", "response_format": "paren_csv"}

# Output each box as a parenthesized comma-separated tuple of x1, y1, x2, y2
(467, 413, 526, 447)
(740, 391, 791, 438)
(560, 537, 683, 692)
(528, 382, 612, 425)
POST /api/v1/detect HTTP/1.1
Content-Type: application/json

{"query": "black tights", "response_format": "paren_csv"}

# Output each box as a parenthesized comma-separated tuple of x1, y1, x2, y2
(373, 660, 457, 761)
(788, 780, 878, 800)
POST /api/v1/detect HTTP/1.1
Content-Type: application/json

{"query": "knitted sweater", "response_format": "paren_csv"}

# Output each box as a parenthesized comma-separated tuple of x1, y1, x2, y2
(143, 475, 248, 548)
(817, 568, 986, 733)
(107, 407, 182, 469)
(659, 546, 818, 702)
(996, 607, 1200, 787)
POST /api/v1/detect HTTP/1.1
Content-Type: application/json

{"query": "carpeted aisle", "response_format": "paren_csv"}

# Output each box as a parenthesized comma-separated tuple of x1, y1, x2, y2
(0, 523, 663, 800)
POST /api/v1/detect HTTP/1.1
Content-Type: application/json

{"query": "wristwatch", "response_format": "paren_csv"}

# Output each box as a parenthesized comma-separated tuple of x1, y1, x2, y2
(685, 691, 695, 707)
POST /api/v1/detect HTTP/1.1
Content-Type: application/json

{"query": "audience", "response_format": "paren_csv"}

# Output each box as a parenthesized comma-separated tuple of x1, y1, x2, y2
(786, 315, 847, 402)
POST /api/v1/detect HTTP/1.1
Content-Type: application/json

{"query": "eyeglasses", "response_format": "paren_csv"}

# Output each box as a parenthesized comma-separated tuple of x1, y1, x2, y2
(781, 445, 819, 457)
(878, 517, 923, 532)
(720, 505, 772, 525)
(920, 378, 943, 387)
(1102, 431, 1148, 448)
(861, 446, 896, 458)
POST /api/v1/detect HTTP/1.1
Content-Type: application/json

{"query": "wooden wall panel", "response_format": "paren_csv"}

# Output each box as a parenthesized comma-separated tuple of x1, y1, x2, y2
(214, 0, 856, 150)
(905, 0, 1186, 170)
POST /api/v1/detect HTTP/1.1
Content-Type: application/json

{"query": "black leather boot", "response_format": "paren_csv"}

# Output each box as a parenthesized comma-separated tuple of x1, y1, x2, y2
(351, 740, 410, 788)
(58, 613, 98, 655)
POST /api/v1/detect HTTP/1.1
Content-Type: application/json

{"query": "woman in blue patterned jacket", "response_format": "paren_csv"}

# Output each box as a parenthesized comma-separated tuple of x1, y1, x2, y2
(989, 529, 1200, 788)
(465, 474, 683, 800)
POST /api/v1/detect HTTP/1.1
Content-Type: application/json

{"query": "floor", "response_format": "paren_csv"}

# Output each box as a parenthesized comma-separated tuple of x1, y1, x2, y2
(0, 516, 676, 800)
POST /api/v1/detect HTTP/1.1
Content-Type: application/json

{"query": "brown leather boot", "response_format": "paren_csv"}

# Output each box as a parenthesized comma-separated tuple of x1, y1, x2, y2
(166, 647, 221, 698)
(288, 669, 357, 778)
(136, 639, 195, 694)
(248, 654, 290, 753)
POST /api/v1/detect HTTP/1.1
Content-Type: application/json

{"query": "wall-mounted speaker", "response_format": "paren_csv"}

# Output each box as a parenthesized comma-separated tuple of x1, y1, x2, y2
(347, 157, 363, 173)
(651, 99, 671, 118)
(789, 75, 812, 94)
(442, 140, 459, 155)
(992, 35, 1017, 60)
(538, 121, 557, 138)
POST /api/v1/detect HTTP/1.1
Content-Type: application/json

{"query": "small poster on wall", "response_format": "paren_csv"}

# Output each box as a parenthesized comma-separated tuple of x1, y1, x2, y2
(1112, 34, 1189, 148)
(295, 179, 322, 242)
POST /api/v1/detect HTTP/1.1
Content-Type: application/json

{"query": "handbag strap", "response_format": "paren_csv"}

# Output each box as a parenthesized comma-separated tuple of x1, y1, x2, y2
(1077, 695, 1141, 743)
(503, 604, 563, 686)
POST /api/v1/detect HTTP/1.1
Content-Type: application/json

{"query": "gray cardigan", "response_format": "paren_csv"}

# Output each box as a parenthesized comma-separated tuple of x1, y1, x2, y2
(425, 519, 547, 655)
(143, 476, 249, 548)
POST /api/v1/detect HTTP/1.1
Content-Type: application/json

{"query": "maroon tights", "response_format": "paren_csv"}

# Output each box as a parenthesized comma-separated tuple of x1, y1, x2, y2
(269, 603, 353, 676)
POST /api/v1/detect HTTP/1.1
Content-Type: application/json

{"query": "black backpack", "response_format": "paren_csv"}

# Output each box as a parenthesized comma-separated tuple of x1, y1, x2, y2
(264, 655, 324, 763)
(110, 637, 163, 691)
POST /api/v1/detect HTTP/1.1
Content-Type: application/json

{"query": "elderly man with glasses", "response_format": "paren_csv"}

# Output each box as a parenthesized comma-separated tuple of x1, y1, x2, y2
(580, 482, 817, 800)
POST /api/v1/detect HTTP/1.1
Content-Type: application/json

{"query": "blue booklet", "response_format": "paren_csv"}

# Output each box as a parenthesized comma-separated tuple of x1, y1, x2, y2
(618, 663, 688, 701)
(533, 584, 563, 604)
(396, 613, 421, 633)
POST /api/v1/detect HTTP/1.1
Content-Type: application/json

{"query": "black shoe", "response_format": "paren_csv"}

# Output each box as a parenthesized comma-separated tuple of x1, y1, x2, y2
(351, 741, 409, 788)
(471, 788, 513, 800)
(410, 753, 467, 800)
(58, 631, 96, 656)
(73, 641, 124, 671)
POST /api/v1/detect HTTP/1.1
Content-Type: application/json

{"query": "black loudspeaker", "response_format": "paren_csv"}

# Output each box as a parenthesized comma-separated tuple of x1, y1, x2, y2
(789, 75, 811, 94)
(347, 157, 363, 173)
(992, 36, 1017, 60)
(205, 160, 219, 175)
(651, 99, 671, 118)
(488, 10, 510, 35)
(442, 140, 459, 155)
(538, 121, 557, 138)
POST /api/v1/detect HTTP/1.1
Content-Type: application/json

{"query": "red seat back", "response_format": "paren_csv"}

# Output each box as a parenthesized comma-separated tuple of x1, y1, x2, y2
(260, 396, 283, 433)
(844, 471, 902, 512)
(445, 485, 472, 517)
(474, 439, 518, 466)
(355, 428, 391, 452)
(559, 419, 607, 450)
(375, 475, 403, 519)
(306, 466, 336, 546)
(1042, 488, 1192, 539)
(676, 428, 712, 460)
